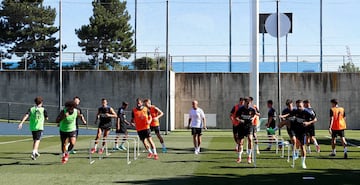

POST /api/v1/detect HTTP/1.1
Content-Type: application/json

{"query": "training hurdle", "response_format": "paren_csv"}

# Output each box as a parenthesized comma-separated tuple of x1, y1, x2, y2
(251, 135, 294, 168)
(88, 136, 140, 165)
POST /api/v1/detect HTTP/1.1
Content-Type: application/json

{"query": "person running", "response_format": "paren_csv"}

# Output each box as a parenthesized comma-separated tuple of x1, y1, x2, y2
(249, 97, 261, 154)
(329, 99, 348, 159)
(303, 99, 320, 154)
(265, 100, 276, 151)
(18, 96, 48, 160)
(144, 99, 167, 153)
(69, 96, 87, 154)
(132, 98, 159, 160)
(229, 97, 244, 152)
(56, 100, 83, 164)
(235, 97, 255, 164)
(188, 100, 207, 155)
(291, 100, 317, 169)
(277, 99, 298, 159)
(114, 101, 131, 151)
(90, 98, 117, 154)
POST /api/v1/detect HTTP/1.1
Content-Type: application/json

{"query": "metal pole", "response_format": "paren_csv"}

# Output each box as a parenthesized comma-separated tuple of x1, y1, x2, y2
(250, 0, 259, 106)
(134, 0, 137, 61)
(165, 0, 169, 134)
(276, 0, 282, 135)
(59, 0, 63, 112)
(262, 32, 265, 62)
(229, 0, 232, 72)
(286, 34, 288, 62)
(320, 0, 323, 72)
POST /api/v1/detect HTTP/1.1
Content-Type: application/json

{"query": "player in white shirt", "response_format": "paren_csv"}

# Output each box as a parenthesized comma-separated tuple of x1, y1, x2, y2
(188, 100, 207, 154)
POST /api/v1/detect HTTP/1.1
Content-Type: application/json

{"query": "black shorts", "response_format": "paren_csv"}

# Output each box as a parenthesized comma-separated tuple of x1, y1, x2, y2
(99, 122, 112, 130)
(137, 129, 151, 141)
(331, 130, 345, 138)
(291, 121, 306, 145)
(305, 124, 315, 137)
(232, 125, 240, 135)
(150, 126, 161, 134)
(191, 128, 202, 136)
(237, 123, 252, 139)
(116, 123, 128, 134)
(60, 131, 77, 143)
(32, 130, 43, 141)
(286, 126, 295, 138)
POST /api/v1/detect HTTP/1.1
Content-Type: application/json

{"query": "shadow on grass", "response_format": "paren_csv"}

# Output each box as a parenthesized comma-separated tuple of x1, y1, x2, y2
(113, 169, 360, 185)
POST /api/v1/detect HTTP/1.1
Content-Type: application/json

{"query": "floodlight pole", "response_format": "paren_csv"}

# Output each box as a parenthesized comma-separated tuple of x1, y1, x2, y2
(250, 0, 259, 106)
(165, 0, 170, 134)
(229, 0, 232, 72)
(59, 0, 63, 112)
(276, 0, 282, 135)
(320, 0, 323, 72)
(134, 0, 137, 61)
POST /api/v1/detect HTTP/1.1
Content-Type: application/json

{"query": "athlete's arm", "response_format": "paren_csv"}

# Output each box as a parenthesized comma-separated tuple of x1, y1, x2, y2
(77, 109, 87, 125)
(154, 107, 164, 120)
(329, 109, 334, 134)
(56, 110, 66, 124)
(18, 110, 30, 129)
(107, 108, 117, 118)
(202, 111, 207, 130)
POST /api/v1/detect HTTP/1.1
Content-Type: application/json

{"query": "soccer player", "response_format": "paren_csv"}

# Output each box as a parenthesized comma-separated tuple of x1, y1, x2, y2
(188, 100, 207, 155)
(230, 97, 244, 152)
(235, 97, 255, 164)
(329, 99, 348, 159)
(249, 97, 261, 154)
(292, 100, 317, 169)
(18, 96, 48, 160)
(265, 100, 276, 151)
(69, 96, 87, 154)
(132, 98, 159, 160)
(90, 98, 117, 154)
(303, 99, 320, 153)
(56, 100, 83, 164)
(277, 99, 298, 158)
(114, 101, 131, 151)
(144, 99, 167, 153)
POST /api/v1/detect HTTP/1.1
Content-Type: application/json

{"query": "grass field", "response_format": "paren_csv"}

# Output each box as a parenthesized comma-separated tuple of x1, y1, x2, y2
(0, 130, 359, 185)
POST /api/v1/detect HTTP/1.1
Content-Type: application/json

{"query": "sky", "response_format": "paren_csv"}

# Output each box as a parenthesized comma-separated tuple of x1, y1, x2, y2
(43, 0, 360, 61)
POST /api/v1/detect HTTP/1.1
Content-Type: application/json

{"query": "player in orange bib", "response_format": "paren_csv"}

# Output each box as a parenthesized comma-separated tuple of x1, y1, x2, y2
(132, 98, 158, 160)
(329, 99, 348, 159)
(144, 99, 167, 153)
(230, 98, 244, 152)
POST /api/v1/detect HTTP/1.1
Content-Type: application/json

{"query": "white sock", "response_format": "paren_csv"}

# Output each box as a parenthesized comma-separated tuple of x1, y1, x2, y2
(161, 143, 166, 148)
(332, 149, 336, 154)
(248, 150, 252, 157)
(313, 140, 318, 146)
(94, 144, 98, 149)
(148, 148, 153, 154)
(152, 148, 157, 155)
(307, 146, 311, 151)
(344, 147, 348, 153)
(301, 156, 306, 164)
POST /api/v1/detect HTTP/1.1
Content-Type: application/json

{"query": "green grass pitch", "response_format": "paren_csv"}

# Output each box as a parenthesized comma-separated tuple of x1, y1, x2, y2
(0, 130, 359, 185)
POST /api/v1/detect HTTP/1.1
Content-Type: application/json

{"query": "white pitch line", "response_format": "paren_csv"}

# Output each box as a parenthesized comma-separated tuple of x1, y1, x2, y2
(0, 136, 55, 145)
(325, 136, 360, 148)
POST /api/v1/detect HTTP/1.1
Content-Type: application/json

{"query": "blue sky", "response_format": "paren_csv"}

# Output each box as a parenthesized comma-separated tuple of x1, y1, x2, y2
(45, 0, 360, 57)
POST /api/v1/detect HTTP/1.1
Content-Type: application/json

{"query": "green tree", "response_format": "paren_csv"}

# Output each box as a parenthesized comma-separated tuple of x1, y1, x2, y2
(75, 0, 135, 69)
(133, 56, 166, 70)
(0, 0, 59, 70)
(338, 62, 360, 72)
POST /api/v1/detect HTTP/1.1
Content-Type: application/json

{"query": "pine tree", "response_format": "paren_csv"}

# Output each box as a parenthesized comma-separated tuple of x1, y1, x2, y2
(0, 0, 59, 70)
(75, 0, 135, 70)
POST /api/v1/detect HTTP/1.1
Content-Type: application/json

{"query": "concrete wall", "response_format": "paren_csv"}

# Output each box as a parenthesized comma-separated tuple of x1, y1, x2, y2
(175, 73, 360, 130)
(1, 71, 359, 130)
(0, 71, 168, 128)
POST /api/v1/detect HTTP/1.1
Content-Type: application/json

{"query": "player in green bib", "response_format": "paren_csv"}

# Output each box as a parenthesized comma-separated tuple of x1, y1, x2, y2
(56, 100, 82, 164)
(19, 96, 48, 160)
